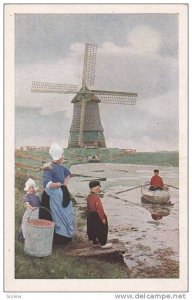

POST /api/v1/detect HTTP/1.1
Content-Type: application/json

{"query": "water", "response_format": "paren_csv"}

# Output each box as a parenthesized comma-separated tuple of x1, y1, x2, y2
(68, 163, 179, 277)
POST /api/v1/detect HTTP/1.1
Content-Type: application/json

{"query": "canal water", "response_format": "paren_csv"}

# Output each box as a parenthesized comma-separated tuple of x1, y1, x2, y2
(68, 163, 179, 277)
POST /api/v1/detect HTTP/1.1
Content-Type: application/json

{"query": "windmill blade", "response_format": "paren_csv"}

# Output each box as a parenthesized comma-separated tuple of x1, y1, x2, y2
(31, 81, 79, 94)
(82, 44, 97, 88)
(92, 90, 137, 105)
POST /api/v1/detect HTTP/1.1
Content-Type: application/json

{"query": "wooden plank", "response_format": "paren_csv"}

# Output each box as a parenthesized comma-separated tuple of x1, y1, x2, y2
(63, 240, 126, 258)
(66, 247, 125, 258)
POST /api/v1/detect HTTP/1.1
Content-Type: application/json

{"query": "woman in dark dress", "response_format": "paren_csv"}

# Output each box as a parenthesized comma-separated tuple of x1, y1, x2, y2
(39, 143, 73, 245)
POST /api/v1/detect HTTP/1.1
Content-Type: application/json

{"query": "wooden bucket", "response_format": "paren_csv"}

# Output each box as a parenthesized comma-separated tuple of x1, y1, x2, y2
(24, 207, 55, 257)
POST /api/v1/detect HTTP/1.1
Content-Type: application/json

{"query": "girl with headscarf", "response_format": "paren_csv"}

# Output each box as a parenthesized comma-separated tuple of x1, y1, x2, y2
(18, 178, 40, 241)
(41, 143, 74, 245)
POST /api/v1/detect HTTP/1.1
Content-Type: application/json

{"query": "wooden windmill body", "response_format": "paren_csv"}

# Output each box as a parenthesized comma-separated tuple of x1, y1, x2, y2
(32, 44, 137, 148)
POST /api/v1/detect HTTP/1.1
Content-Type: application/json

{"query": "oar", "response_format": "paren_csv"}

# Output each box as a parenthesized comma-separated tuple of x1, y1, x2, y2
(110, 194, 142, 207)
(115, 184, 149, 195)
(115, 183, 179, 195)
(165, 184, 179, 190)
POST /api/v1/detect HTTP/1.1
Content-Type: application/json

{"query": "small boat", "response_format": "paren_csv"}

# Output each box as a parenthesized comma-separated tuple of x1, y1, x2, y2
(141, 183, 171, 204)
(87, 155, 100, 163)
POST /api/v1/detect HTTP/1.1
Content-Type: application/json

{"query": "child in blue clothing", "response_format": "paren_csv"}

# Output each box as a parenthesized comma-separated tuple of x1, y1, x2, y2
(18, 178, 40, 241)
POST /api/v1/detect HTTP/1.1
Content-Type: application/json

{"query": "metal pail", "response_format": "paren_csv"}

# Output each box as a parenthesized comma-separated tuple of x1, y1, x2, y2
(24, 207, 55, 257)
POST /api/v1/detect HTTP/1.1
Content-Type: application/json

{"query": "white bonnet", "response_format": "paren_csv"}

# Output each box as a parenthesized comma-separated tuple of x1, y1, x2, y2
(24, 178, 38, 191)
(49, 143, 64, 160)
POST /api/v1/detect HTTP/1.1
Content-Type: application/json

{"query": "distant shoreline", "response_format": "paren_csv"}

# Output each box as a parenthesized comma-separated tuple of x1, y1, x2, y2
(15, 148, 179, 171)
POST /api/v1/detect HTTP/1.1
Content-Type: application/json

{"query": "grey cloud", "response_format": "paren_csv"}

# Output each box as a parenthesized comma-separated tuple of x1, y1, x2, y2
(95, 51, 178, 99)
(15, 107, 71, 145)
(15, 14, 178, 65)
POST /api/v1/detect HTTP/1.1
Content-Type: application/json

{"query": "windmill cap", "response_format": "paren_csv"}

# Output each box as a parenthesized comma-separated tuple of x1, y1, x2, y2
(24, 178, 38, 191)
(89, 180, 101, 189)
(49, 143, 64, 160)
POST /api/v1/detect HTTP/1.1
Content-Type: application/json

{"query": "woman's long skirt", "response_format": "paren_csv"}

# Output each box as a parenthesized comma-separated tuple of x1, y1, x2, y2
(41, 188, 74, 244)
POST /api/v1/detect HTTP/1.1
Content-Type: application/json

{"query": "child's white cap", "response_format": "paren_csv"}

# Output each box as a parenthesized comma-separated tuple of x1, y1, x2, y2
(24, 178, 39, 191)
(49, 143, 64, 160)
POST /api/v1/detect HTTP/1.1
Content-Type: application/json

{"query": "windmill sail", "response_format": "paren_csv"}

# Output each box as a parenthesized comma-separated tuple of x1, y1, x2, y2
(31, 81, 78, 94)
(31, 43, 137, 149)
(82, 44, 97, 88)
(92, 90, 137, 105)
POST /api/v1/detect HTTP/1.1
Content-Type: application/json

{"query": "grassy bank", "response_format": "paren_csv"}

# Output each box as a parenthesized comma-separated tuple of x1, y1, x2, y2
(15, 239, 129, 279)
(63, 148, 179, 167)
(16, 148, 179, 168)
(111, 151, 179, 167)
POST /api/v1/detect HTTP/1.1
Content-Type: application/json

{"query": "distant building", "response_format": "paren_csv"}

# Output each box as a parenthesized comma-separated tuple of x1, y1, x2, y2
(124, 148, 136, 153)
(26, 146, 49, 151)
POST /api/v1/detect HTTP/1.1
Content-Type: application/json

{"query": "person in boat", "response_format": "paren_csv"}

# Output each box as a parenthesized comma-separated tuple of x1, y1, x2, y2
(86, 180, 112, 249)
(40, 143, 74, 245)
(18, 178, 40, 241)
(149, 169, 165, 191)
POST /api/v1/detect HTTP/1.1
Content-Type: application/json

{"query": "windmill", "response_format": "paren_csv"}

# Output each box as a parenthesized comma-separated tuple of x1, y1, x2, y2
(31, 44, 137, 148)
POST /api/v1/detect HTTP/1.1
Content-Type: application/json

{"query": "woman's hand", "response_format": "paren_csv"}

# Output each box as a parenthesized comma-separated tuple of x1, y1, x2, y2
(48, 182, 61, 189)
(64, 175, 71, 186)
(57, 182, 62, 188)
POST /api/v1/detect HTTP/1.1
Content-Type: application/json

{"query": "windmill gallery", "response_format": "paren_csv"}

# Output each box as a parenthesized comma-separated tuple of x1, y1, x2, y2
(31, 43, 137, 159)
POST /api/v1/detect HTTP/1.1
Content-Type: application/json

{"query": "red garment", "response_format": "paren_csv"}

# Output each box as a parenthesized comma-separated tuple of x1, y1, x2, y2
(150, 175, 164, 187)
(87, 192, 106, 221)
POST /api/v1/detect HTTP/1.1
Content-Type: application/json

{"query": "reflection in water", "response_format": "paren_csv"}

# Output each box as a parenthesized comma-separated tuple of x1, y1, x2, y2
(151, 209, 170, 220)
(141, 201, 171, 220)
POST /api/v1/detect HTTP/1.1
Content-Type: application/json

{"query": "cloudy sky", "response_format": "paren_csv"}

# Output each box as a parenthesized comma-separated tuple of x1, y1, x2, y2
(15, 12, 179, 151)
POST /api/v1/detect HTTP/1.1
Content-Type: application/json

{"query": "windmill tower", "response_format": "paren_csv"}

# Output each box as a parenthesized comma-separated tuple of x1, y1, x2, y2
(31, 44, 137, 148)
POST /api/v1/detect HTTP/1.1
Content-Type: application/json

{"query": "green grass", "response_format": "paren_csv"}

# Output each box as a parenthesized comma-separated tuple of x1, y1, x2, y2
(16, 148, 179, 168)
(15, 240, 129, 279)
(112, 151, 179, 167)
